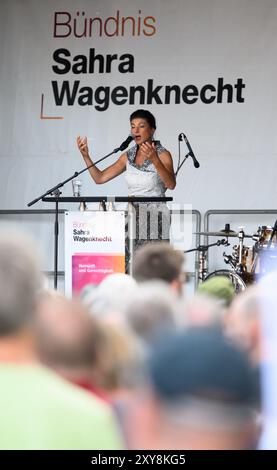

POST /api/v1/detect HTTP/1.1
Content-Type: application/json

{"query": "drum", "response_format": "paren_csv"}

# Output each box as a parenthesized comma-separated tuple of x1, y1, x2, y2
(204, 269, 246, 293)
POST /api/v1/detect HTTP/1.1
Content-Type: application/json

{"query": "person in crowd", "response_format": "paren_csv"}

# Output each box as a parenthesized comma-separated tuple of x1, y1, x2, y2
(35, 292, 139, 402)
(179, 276, 235, 329)
(256, 271, 277, 449)
(182, 294, 226, 329)
(197, 275, 235, 307)
(35, 294, 110, 402)
(124, 280, 181, 349)
(81, 273, 137, 321)
(132, 241, 185, 296)
(124, 327, 260, 450)
(0, 228, 122, 450)
(225, 285, 262, 366)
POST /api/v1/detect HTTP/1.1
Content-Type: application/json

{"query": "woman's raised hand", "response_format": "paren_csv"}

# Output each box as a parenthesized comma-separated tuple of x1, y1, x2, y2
(140, 141, 158, 163)
(77, 136, 90, 160)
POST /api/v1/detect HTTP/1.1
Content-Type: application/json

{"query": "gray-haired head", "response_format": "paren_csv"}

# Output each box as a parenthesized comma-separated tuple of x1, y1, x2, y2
(0, 228, 43, 336)
(82, 273, 137, 319)
(125, 280, 181, 347)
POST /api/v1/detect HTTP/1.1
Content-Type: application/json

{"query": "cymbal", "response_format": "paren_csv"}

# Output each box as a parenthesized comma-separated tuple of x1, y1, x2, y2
(194, 231, 253, 238)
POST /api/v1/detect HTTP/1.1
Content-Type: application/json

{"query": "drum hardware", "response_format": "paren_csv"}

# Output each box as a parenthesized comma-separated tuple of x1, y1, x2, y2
(236, 227, 246, 273)
(224, 228, 256, 287)
(207, 244, 249, 293)
(229, 244, 253, 272)
(223, 252, 237, 270)
(204, 269, 246, 293)
(184, 238, 229, 283)
(191, 222, 277, 292)
(195, 231, 240, 238)
(195, 225, 256, 292)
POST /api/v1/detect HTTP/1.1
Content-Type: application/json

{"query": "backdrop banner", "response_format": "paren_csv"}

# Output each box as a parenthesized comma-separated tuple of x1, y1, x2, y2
(1, 1, 277, 218)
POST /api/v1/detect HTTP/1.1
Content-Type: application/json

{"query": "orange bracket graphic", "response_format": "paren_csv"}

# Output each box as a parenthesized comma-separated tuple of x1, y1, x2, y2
(40, 94, 63, 120)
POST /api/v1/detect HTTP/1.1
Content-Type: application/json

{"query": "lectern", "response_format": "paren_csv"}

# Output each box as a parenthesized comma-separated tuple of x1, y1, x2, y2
(42, 196, 172, 291)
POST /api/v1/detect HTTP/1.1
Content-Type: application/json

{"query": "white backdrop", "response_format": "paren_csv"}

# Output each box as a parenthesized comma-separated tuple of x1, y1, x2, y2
(1, 0, 277, 214)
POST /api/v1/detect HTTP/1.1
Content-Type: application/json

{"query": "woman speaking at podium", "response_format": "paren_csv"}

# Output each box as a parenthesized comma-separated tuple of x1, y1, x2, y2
(77, 109, 176, 268)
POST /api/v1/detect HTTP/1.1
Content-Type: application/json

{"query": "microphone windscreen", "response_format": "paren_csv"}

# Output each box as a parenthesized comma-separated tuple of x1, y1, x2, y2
(119, 135, 134, 151)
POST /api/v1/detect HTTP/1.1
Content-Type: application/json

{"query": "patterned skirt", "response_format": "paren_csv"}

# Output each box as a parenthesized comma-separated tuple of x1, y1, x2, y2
(125, 202, 171, 273)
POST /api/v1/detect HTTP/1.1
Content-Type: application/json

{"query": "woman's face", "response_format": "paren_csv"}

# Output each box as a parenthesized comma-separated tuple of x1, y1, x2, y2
(130, 118, 154, 145)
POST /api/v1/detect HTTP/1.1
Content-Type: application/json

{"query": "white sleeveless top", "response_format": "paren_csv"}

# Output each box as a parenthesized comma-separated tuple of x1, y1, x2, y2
(124, 142, 167, 197)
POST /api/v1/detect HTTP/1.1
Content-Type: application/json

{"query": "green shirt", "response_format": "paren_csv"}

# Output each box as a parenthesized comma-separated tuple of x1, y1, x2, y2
(0, 364, 123, 450)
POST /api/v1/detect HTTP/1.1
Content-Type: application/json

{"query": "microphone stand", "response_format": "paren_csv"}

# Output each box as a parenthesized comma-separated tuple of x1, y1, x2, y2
(175, 133, 190, 177)
(27, 144, 125, 289)
(175, 152, 191, 177)
(27, 146, 122, 208)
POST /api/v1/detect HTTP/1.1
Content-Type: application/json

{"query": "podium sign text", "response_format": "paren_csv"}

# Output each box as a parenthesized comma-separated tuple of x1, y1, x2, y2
(64, 211, 125, 296)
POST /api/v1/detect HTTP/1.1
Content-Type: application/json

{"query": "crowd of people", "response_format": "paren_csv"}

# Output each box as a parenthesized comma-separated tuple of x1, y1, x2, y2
(1, 226, 277, 450)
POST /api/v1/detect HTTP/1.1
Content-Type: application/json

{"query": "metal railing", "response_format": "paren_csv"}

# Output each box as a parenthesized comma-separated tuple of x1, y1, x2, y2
(8, 208, 275, 290)
(184, 209, 201, 289)
(0, 208, 201, 289)
(0, 209, 67, 279)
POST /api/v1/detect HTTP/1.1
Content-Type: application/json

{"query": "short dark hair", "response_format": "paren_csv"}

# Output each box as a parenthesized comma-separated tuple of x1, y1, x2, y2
(130, 109, 156, 129)
(132, 242, 184, 284)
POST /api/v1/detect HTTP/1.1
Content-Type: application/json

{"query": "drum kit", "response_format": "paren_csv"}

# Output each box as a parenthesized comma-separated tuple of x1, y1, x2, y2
(192, 223, 277, 293)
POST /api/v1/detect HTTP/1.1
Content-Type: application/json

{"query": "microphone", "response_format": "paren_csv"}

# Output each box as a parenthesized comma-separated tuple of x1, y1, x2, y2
(117, 135, 134, 152)
(179, 133, 200, 168)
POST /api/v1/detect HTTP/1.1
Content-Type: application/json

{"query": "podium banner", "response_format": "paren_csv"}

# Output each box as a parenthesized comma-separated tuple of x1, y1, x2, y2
(64, 211, 125, 296)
